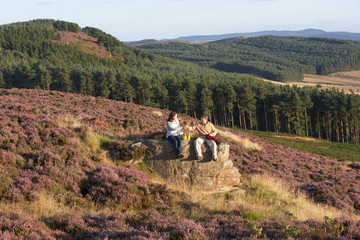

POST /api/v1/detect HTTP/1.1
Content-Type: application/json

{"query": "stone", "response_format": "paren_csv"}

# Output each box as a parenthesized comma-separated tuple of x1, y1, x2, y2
(132, 139, 242, 192)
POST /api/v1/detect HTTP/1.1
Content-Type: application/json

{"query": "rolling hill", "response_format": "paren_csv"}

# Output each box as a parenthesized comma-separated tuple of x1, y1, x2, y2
(0, 88, 359, 239)
(2, 19, 360, 145)
(137, 35, 360, 82)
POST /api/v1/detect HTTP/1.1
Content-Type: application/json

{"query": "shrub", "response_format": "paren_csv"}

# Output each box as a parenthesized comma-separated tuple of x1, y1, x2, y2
(80, 165, 149, 207)
(45, 214, 87, 235)
(0, 212, 55, 240)
(106, 141, 148, 162)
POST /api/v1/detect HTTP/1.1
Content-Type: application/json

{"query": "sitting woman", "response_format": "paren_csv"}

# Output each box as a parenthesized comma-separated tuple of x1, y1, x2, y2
(166, 112, 184, 158)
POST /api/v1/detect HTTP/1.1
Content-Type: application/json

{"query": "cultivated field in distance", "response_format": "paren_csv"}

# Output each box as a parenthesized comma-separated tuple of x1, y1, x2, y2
(264, 70, 360, 93)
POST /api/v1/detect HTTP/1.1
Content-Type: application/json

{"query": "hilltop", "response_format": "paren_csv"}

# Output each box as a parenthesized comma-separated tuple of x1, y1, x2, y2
(0, 88, 359, 239)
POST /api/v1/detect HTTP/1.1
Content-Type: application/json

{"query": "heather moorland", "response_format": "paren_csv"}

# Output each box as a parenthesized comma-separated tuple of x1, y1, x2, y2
(0, 88, 359, 239)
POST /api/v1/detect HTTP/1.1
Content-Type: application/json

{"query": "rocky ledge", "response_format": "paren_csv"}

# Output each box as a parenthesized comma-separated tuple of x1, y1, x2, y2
(131, 139, 242, 193)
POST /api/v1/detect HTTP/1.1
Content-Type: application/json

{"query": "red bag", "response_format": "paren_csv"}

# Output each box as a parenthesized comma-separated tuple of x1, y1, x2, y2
(206, 134, 221, 145)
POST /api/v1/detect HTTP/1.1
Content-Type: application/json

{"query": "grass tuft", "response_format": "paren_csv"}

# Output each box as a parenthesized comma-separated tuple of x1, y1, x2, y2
(242, 175, 359, 221)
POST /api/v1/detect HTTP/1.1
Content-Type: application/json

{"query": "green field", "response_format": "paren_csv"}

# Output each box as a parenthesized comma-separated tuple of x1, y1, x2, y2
(241, 129, 360, 162)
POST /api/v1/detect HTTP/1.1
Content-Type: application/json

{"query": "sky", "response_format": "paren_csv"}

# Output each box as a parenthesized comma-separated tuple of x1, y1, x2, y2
(1, 0, 360, 41)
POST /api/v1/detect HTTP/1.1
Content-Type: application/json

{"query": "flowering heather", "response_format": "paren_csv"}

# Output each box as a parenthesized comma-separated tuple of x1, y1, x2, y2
(1, 88, 360, 239)
(80, 165, 149, 206)
(34, 212, 360, 239)
(222, 128, 360, 213)
(0, 212, 55, 240)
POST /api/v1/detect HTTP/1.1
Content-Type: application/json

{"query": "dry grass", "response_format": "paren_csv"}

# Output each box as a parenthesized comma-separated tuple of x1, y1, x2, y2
(80, 127, 115, 166)
(218, 129, 263, 151)
(331, 71, 360, 82)
(274, 134, 320, 142)
(0, 192, 131, 219)
(151, 110, 163, 117)
(2, 173, 357, 222)
(0, 192, 72, 218)
(261, 70, 360, 93)
(241, 175, 359, 221)
(54, 114, 83, 129)
(54, 114, 114, 166)
(158, 174, 359, 222)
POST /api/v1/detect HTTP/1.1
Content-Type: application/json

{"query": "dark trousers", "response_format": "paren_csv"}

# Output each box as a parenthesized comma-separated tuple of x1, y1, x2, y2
(167, 135, 182, 155)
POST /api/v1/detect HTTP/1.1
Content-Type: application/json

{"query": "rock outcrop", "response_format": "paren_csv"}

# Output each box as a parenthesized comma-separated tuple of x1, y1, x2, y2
(131, 139, 242, 192)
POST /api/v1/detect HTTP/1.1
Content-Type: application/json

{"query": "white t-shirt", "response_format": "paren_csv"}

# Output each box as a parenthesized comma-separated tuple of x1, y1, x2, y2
(166, 119, 183, 138)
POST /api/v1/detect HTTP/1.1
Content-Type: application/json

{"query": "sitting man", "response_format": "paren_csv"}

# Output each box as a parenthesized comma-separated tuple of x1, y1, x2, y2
(184, 115, 218, 161)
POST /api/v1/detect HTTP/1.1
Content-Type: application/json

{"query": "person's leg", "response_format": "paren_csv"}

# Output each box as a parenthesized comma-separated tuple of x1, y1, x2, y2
(194, 136, 205, 158)
(206, 139, 218, 160)
(175, 136, 183, 155)
(167, 135, 180, 155)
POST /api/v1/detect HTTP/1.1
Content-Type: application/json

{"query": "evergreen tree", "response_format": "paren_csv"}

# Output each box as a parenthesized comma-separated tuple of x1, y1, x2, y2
(0, 71, 5, 88)
(51, 68, 71, 92)
(200, 87, 214, 120)
(300, 88, 314, 137)
(38, 66, 51, 90)
(236, 84, 256, 129)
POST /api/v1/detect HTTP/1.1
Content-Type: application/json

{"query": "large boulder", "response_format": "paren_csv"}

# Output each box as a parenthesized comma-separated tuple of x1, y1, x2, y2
(133, 139, 242, 192)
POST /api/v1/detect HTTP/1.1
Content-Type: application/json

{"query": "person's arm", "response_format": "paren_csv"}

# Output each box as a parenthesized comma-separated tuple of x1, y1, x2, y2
(187, 125, 196, 131)
(185, 123, 198, 132)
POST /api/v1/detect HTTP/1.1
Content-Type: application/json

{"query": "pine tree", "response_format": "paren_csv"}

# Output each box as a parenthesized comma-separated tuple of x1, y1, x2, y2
(200, 87, 214, 120)
(0, 71, 5, 88)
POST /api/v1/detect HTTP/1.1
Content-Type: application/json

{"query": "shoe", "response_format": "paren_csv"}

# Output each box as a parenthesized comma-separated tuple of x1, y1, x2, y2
(197, 156, 203, 160)
(177, 153, 184, 158)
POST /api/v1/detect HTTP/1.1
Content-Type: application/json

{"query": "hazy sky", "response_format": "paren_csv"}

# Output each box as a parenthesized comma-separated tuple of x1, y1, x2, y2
(1, 0, 360, 41)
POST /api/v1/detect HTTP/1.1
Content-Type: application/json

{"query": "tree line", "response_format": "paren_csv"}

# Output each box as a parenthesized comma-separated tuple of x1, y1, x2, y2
(1, 19, 360, 143)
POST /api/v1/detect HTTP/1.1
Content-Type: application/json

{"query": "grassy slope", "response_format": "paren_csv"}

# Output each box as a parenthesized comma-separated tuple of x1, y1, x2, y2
(241, 129, 360, 162)
(0, 88, 359, 239)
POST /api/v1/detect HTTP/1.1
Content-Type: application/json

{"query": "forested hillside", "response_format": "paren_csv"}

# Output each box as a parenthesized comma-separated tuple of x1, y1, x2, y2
(138, 36, 360, 82)
(1, 20, 360, 143)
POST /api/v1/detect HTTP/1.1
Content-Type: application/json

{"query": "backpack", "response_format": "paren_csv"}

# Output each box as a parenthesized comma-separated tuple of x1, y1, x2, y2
(206, 134, 221, 145)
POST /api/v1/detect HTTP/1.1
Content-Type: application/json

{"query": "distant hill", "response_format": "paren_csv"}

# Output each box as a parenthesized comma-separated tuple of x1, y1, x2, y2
(125, 39, 161, 46)
(165, 29, 360, 42)
(126, 29, 360, 46)
(138, 35, 360, 82)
